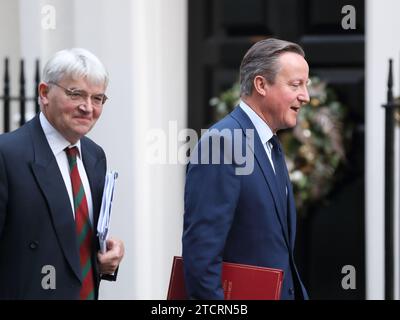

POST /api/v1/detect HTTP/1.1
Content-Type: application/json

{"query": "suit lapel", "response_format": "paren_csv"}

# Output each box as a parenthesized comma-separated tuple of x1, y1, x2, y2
(28, 116, 82, 282)
(230, 107, 290, 248)
(81, 139, 106, 235)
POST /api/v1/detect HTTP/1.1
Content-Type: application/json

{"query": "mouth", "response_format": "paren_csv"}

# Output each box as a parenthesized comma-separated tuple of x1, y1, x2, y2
(290, 106, 300, 113)
(73, 117, 92, 124)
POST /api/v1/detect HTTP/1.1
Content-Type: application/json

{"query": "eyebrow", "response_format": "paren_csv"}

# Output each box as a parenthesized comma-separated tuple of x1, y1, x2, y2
(68, 87, 105, 95)
(290, 78, 311, 85)
(65, 87, 83, 92)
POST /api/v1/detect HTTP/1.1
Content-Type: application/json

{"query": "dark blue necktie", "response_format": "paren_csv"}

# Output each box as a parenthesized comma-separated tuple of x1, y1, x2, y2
(269, 135, 288, 206)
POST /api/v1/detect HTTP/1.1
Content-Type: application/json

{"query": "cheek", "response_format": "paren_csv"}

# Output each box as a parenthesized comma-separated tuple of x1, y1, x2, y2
(284, 91, 298, 103)
(278, 94, 294, 111)
(93, 108, 103, 118)
(59, 103, 76, 116)
(274, 89, 294, 107)
(49, 104, 69, 121)
(93, 108, 102, 120)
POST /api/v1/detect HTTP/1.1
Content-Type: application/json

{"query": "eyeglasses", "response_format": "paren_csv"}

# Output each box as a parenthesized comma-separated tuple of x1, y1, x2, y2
(49, 82, 108, 107)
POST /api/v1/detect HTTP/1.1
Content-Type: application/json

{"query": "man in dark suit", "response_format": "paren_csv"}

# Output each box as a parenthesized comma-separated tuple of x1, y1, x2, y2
(183, 38, 310, 300)
(0, 48, 124, 299)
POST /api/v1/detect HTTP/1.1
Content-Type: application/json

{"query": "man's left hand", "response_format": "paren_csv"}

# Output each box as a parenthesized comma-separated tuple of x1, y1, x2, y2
(97, 237, 125, 274)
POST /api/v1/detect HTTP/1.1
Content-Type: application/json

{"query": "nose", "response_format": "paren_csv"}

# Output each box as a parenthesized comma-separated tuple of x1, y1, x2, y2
(299, 86, 310, 105)
(79, 95, 94, 113)
(78, 98, 94, 113)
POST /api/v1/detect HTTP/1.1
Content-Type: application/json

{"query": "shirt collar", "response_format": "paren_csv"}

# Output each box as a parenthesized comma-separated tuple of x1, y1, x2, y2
(239, 100, 274, 145)
(39, 112, 82, 158)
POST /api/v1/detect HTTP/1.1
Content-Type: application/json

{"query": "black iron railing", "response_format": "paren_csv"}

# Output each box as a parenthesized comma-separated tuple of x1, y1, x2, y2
(1, 58, 40, 133)
(383, 59, 400, 300)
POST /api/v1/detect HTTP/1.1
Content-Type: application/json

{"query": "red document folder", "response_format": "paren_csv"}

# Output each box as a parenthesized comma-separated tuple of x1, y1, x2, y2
(167, 256, 283, 300)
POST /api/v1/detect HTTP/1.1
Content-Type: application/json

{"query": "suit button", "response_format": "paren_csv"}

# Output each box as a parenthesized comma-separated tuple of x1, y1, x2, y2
(289, 288, 295, 295)
(29, 241, 39, 250)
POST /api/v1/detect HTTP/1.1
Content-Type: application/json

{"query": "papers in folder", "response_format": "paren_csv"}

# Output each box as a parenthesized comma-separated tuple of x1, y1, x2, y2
(97, 170, 118, 253)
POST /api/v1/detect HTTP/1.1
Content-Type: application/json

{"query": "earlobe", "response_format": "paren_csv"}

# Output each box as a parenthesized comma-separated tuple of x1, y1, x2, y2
(253, 75, 267, 96)
(38, 82, 49, 106)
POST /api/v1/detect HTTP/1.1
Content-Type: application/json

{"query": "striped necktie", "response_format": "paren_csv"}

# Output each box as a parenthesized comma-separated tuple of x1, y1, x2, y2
(65, 146, 95, 300)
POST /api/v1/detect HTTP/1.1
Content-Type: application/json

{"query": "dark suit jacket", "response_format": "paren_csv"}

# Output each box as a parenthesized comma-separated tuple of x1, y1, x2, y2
(182, 106, 308, 300)
(0, 115, 110, 299)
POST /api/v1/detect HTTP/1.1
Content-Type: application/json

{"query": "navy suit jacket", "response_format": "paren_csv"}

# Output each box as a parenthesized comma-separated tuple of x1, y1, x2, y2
(0, 115, 108, 299)
(182, 106, 308, 300)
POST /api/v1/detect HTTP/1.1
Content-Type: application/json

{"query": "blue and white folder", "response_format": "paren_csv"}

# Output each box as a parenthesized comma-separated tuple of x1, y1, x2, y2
(97, 170, 118, 253)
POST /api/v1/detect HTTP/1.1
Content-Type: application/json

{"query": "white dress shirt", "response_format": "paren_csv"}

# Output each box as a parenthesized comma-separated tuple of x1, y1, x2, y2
(239, 100, 276, 173)
(39, 112, 94, 224)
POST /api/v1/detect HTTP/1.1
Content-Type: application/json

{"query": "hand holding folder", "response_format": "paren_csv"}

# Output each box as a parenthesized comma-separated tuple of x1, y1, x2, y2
(97, 170, 118, 253)
(167, 256, 283, 300)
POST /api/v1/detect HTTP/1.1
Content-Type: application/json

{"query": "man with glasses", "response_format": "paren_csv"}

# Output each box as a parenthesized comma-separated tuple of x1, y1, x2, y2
(0, 48, 124, 299)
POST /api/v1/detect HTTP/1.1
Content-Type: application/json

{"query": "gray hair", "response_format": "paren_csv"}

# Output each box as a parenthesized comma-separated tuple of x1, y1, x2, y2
(42, 48, 109, 88)
(239, 38, 305, 96)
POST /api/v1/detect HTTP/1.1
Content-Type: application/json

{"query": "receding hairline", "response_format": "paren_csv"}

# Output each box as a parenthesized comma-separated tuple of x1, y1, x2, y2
(275, 50, 308, 69)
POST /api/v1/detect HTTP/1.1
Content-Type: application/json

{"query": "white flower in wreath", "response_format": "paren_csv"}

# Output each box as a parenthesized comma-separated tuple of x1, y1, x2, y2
(290, 170, 304, 183)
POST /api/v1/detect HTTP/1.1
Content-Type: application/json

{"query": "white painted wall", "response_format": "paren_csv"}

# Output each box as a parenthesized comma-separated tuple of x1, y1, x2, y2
(366, 0, 400, 300)
(0, 0, 20, 131)
(127, 0, 187, 299)
(0, 0, 20, 58)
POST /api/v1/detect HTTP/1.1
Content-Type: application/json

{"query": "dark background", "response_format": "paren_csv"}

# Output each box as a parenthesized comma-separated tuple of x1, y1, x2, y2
(188, 0, 365, 299)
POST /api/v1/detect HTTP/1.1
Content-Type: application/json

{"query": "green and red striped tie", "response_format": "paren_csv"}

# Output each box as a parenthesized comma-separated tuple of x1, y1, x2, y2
(65, 146, 95, 300)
